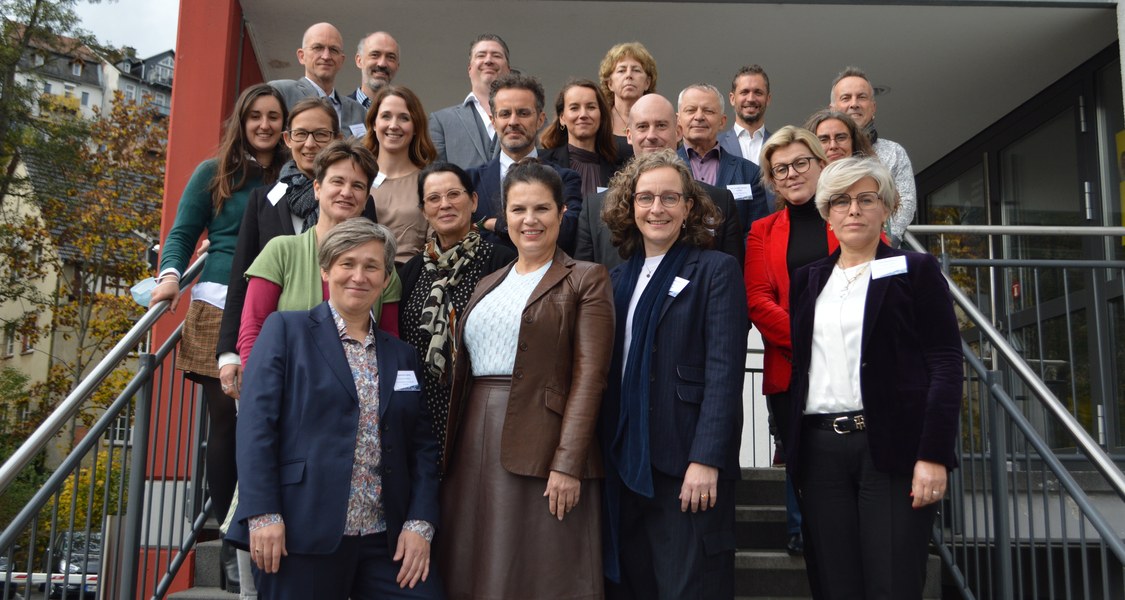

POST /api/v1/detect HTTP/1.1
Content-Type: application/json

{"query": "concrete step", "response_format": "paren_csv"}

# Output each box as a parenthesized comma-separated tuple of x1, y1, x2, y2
(167, 587, 239, 600)
(193, 540, 225, 589)
(737, 467, 788, 507)
(734, 550, 942, 598)
(736, 505, 790, 550)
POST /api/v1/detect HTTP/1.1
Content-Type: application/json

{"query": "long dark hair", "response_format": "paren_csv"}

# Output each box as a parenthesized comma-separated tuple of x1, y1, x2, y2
(540, 79, 617, 164)
(208, 84, 289, 214)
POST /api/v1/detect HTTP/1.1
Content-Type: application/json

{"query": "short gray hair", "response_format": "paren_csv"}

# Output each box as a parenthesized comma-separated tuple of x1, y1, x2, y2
(317, 219, 397, 276)
(829, 66, 870, 104)
(814, 156, 898, 220)
(677, 83, 724, 111)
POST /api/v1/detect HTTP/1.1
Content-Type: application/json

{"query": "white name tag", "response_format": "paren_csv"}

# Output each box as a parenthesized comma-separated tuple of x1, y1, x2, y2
(348, 123, 367, 138)
(726, 183, 754, 200)
(669, 277, 690, 297)
(596, 186, 608, 193)
(394, 371, 420, 391)
(871, 255, 908, 279)
(371, 172, 387, 190)
(266, 182, 288, 206)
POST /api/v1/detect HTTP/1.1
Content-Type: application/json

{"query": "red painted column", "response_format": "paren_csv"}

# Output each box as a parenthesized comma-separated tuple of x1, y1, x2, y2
(142, 0, 262, 596)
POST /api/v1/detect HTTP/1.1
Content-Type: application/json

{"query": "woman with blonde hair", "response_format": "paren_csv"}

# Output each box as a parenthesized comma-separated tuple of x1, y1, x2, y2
(598, 42, 658, 139)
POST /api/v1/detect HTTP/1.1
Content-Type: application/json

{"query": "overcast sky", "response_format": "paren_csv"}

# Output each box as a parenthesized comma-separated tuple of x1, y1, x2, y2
(74, 0, 179, 57)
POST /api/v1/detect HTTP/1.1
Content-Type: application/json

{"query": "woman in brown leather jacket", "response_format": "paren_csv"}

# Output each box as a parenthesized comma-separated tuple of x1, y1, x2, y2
(438, 159, 614, 599)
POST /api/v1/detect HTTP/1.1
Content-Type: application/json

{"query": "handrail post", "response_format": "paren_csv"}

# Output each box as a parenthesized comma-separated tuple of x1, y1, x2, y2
(119, 353, 155, 600)
(985, 368, 1013, 600)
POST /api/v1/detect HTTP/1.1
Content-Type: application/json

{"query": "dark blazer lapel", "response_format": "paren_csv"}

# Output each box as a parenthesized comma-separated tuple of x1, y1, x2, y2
(308, 303, 359, 404)
(455, 104, 489, 162)
(375, 331, 397, 418)
(716, 151, 736, 188)
(658, 248, 700, 323)
(860, 243, 896, 355)
(277, 197, 297, 235)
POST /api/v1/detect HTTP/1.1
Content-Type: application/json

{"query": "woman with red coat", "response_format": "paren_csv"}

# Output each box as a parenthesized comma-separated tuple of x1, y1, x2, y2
(744, 125, 834, 557)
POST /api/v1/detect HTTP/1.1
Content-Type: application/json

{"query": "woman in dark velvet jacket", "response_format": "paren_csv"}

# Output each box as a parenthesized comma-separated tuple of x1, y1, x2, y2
(787, 156, 962, 600)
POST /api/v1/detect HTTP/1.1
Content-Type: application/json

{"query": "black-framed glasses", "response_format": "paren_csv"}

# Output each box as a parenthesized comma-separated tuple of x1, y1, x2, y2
(634, 192, 684, 208)
(423, 188, 469, 205)
(285, 129, 334, 143)
(828, 192, 882, 212)
(770, 156, 815, 179)
(818, 133, 850, 146)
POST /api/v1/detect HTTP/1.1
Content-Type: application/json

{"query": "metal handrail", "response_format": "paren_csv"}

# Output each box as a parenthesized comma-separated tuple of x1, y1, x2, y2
(0, 253, 207, 495)
(909, 225, 1125, 236)
(902, 230, 1125, 501)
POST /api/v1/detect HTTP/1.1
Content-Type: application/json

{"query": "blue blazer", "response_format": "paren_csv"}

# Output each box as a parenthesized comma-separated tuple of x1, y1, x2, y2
(228, 302, 440, 556)
(716, 126, 772, 162)
(607, 247, 747, 479)
(467, 156, 584, 254)
(787, 244, 963, 482)
(676, 146, 769, 235)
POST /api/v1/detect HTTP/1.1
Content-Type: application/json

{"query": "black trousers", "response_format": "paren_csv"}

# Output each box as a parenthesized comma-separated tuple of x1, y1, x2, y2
(186, 374, 237, 523)
(611, 471, 736, 600)
(254, 533, 444, 600)
(797, 425, 936, 600)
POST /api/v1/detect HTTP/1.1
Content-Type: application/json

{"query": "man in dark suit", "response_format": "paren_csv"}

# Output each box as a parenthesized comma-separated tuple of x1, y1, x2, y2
(269, 23, 367, 136)
(467, 73, 583, 254)
(427, 34, 510, 169)
(718, 64, 772, 166)
(576, 93, 744, 269)
(228, 222, 442, 599)
(676, 84, 768, 235)
(347, 31, 400, 110)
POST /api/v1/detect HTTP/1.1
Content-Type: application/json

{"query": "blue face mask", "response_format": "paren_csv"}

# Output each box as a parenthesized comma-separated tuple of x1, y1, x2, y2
(130, 277, 158, 308)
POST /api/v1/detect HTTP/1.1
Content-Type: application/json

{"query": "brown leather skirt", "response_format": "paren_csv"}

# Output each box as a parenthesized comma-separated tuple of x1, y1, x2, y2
(438, 376, 603, 599)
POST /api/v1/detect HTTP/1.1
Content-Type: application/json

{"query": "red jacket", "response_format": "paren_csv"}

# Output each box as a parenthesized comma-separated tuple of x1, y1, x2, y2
(744, 208, 838, 395)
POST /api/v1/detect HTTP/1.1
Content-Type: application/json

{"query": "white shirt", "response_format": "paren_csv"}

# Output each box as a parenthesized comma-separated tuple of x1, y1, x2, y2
(805, 262, 871, 415)
(464, 262, 551, 376)
(465, 92, 496, 141)
(623, 254, 665, 374)
(733, 122, 767, 165)
(499, 147, 539, 183)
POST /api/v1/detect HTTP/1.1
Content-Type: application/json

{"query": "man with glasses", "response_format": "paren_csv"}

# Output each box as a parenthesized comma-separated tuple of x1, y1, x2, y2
(575, 93, 744, 269)
(676, 84, 767, 236)
(270, 23, 367, 137)
(429, 34, 512, 169)
(830, 66, 915, 245)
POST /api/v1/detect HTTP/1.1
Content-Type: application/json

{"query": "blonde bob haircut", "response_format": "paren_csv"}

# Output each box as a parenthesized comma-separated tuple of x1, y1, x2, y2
(602, 149, 721, 260)
(814, 156, 899, 221)
(758, 125, 828, 209)
(598, 42, 658, 106)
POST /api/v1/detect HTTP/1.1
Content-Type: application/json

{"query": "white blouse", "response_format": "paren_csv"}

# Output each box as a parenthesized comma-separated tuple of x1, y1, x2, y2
(463, 262, 551, 376)
(805, 261, 871, 415)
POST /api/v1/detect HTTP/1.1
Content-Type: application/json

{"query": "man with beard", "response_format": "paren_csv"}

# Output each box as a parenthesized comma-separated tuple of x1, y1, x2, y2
(269, 23, 367, 137)
(429, 34, 511, 169)
(466, 73, 583, 252)
(349, 31, 400, 110)
(719, 64, 772, 166)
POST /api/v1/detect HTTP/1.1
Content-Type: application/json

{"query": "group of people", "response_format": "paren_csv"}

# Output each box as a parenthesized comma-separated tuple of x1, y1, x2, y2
(150, 22, 963, 600)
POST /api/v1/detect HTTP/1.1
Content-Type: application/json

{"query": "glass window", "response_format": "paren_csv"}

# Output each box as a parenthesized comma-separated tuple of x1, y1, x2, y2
(81, 91, 89, 106)
(42, 81, 51, 94)
(71, 62, 81, 77)
(3, 326, 14, 357)
(1095, 59, 1123, 261)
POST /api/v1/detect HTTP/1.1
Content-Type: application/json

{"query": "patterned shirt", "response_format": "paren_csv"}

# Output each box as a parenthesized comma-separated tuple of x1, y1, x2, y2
(249, 304, 433, 542)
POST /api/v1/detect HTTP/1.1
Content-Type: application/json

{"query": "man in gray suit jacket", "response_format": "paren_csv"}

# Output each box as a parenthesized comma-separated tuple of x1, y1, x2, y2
(427, 34, 510, 169)
(718, 64, 772, 165)
(269, 22, 367, 137)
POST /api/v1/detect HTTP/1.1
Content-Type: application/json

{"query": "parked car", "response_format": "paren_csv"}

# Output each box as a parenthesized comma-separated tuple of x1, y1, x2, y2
(0, 552, 25, 600)
(48, 532, 100, 598)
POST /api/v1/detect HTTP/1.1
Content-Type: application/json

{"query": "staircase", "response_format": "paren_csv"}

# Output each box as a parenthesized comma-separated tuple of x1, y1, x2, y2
(167, 540, 237, 600)
(734, 467, 942, 599)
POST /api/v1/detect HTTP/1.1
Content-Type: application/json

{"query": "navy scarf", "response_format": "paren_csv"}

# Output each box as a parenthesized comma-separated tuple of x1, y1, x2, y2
(609, 242, 689, 497)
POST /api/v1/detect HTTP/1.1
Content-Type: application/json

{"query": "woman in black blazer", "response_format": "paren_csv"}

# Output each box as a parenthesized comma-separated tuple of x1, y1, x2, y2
(787, 156, 962, 599)
(539, 79, 628, 197)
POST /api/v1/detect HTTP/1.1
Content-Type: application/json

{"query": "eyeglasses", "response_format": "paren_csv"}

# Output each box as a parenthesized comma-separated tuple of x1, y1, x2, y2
(818, 133, 850, 146)
(286, 129, 335, 143)
(423, 188, 469, 205)
(305, 44, 343, 58)
(634, 192, 684, 208)
(770, 156, 815, 179)
(828, 192, 882, 212)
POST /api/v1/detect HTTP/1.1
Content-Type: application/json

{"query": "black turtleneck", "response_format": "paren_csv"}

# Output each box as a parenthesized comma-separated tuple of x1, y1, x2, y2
(786, 199, 829, 276)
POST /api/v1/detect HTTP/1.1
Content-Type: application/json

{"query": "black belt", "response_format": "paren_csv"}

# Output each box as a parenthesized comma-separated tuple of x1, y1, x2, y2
(804, 411, 866, 434)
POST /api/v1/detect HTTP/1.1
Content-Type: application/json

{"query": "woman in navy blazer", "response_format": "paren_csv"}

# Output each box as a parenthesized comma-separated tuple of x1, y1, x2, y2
(601, 149, 747, 599)
(787, 157, 962, 599)
(229, 220, 442, 600)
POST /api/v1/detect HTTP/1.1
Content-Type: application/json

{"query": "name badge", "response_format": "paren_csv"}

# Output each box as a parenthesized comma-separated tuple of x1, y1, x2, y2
(726, 184, 754, 200)
(871, 255, 908, 279)
(371, 172, 387, 190)
(266, 182, 288, 206)
(348, 123, 368, 138)
(394, 371, 420, 392)
(669, 277, 690, 297)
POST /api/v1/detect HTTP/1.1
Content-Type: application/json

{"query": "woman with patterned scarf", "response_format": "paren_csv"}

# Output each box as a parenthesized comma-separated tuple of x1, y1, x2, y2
(398, 162, 515, 463)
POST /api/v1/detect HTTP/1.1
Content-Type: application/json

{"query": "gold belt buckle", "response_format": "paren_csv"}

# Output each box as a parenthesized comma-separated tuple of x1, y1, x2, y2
(832, 414, 865, 434)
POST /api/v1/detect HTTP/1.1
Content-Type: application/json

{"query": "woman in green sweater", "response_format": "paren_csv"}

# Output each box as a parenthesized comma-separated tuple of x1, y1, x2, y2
(150, 84, 289, 571)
